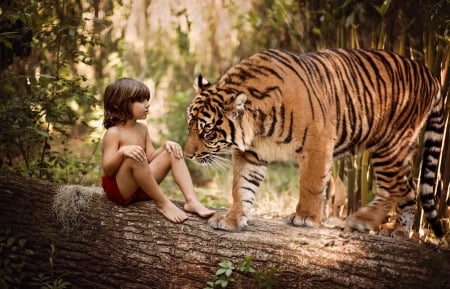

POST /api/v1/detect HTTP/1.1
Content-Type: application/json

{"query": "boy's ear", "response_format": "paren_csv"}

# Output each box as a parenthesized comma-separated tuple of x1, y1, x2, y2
(193, 74, 211, 93)
(226, 93, 247, 119)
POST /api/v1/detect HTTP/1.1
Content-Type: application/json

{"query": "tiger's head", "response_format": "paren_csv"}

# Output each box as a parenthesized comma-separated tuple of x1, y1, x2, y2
(184, 74, 253, 165)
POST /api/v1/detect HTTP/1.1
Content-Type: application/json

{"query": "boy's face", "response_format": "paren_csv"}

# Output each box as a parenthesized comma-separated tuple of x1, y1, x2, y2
(130, 99, 150, 120)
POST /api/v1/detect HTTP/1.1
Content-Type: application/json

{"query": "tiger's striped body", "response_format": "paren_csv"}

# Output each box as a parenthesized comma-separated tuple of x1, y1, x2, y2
(185, 48, 445, 238)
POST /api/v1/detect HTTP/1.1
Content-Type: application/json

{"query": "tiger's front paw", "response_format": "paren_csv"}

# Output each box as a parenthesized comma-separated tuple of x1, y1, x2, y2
(288, 213, 319, 228)
(208, 213, 248, 231)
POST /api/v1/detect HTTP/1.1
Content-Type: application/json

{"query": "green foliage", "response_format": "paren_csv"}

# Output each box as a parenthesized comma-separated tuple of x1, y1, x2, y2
(0, 234, 27, 289)
(241, 0, 303, 52)
(238, 255, 256, 274)
(0, 232, 70, 289)
(204, 256, 283, 289)
(0, 0, 98, 183)
(254, 265, 283, 289)
(30, 275, 70, 289)
(159, 91, 191, 145)
(213, 260, 235, 289)
(29, 244, 70, 289)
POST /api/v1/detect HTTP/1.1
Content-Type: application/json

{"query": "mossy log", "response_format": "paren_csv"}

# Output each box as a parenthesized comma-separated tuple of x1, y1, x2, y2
(0, 175, 449, 289)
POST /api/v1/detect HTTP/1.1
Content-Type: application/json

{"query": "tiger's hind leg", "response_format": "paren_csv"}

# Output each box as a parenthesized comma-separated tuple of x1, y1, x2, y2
(389, 170, 417, 239)
(386, 148, 418, 239)
(345, 143, 417, 239)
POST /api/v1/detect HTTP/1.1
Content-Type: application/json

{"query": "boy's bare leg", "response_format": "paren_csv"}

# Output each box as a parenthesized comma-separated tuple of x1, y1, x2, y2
(116, 158, 188, 223)
(151, 151, 215, 218)
(184, 199, 216, 218)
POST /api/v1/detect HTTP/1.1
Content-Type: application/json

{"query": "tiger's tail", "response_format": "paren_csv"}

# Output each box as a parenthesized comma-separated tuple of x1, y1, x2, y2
(419, 90, 446, 238)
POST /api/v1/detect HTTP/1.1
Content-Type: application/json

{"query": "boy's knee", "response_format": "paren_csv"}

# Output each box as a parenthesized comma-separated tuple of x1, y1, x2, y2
(123, 157, 148, 168)
(154, 149, 179, 165)
(162, 149, 177, 161)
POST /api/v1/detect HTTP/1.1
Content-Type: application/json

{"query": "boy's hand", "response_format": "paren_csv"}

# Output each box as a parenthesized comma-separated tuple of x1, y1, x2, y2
(122, 145, 147, 163)
(164, 141, 183, 159)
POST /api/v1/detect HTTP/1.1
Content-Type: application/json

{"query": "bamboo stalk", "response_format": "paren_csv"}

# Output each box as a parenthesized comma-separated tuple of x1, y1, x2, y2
(438, 115, 450, 219)
(355, 155, 362, 210)
(346, 157, 356, 216)
(360, 151, 370, 206)
(413, 127, 426, 231)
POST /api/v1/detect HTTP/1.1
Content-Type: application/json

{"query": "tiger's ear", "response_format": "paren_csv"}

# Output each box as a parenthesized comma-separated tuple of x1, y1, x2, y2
(234, 93, 247, 111)
(193, 74, 211, 93)
(226, 93, 247, 119)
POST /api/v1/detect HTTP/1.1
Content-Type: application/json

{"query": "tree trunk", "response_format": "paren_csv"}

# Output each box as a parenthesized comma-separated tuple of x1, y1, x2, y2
(0, 175, 449, 289)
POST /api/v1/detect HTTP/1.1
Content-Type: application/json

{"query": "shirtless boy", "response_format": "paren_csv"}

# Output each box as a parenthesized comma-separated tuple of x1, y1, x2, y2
(101, 77, 215, 223)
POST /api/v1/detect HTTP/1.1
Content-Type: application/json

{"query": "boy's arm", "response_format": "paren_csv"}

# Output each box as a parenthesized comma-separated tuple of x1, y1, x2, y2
(102, 129, 125, 177)
(145, 127, 159, 162)
(102, 126, 148, 176)
(144, 124, 183, 162)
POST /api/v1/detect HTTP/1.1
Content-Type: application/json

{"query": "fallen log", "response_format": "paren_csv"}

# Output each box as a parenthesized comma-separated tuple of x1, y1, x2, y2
(0, 175, 449, 289)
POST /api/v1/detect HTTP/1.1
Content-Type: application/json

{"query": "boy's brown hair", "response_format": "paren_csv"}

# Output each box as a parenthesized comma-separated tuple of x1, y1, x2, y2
(103, 78, 150, 129)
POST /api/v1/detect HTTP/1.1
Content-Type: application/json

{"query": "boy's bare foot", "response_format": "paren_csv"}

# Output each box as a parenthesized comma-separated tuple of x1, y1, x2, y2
(184, 200, 215, 218)
(156, 201, 188, 223)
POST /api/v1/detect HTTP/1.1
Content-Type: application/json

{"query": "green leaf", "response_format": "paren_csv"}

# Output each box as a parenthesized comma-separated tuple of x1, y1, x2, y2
(216, 268, 226, 276)
(18, 238, 27, 248)
(6, 236, 15, 247)
(32, 127, 50, 138)
(215, 279, 228, 288)
(218, 261, 230, 268)
(1, 189, 13, 195)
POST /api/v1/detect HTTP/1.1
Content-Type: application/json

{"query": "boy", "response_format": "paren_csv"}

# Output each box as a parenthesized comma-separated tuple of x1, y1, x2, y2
(101, 78, 215, 223)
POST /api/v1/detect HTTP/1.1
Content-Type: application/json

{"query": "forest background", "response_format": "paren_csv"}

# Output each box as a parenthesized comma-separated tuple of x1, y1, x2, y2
(0, 0, 449, 227)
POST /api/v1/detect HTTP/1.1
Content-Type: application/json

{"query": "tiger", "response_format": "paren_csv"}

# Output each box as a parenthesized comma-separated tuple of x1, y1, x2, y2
(184, 48, 445, 239)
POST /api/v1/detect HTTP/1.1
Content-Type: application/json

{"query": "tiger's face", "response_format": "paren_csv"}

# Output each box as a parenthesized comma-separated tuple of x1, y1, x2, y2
(184, 75, 249, 165)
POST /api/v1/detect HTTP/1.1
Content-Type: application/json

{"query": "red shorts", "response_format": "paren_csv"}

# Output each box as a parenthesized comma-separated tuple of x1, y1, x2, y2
(101, 175, 150, 205)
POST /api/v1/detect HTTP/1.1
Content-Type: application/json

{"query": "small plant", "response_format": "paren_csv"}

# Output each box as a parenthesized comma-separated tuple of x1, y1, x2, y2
(0, 233, 27, 289)
(30, 244, 71, 289)
(0, 232, 70, 289)
(254, 265, 284, 289)
(205, 260, 235, 289)
(204, 256, 283, 289)
(238, 255, 256, 274)
(30, 273, 70, 289)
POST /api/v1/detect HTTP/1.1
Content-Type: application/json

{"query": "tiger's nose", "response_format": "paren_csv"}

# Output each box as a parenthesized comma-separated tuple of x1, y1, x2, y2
(184, 151, 194, 159)
(183, 145, 195, 159)
(184, 134, 198, 159)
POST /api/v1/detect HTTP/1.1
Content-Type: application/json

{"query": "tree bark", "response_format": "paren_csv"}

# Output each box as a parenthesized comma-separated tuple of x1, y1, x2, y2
(0, 175, 449, 289)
